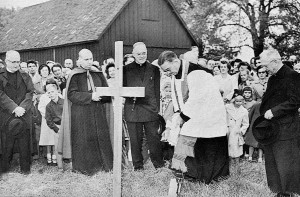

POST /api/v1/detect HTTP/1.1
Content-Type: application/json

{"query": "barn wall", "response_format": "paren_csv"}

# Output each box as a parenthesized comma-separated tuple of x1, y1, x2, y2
(98, 0, 196, 62)
(0, 0, 197, 65)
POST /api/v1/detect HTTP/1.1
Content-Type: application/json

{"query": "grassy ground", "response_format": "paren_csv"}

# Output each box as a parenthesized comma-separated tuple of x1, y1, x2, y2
(0, 158, 277, 197)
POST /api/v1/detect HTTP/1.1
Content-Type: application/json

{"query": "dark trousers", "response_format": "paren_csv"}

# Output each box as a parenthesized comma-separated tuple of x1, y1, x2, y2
(1, 131, 31, 173)
(263, 137, 300, 194)
(127, 121, 164, 169)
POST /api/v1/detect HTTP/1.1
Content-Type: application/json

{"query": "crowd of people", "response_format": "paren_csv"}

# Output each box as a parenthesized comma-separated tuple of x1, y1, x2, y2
(0, 43, 300, 197)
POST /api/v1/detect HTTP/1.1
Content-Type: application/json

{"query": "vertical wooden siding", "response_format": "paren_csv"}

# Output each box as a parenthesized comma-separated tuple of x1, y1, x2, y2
(98, 0, 195, 62)
(0, 0, 196, 66)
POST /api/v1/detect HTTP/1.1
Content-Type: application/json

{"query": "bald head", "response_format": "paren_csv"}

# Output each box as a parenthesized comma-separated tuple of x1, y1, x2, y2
(78, 49, 93, 70)
(6, 50, 20, 62)
(79, 49, 93, 59)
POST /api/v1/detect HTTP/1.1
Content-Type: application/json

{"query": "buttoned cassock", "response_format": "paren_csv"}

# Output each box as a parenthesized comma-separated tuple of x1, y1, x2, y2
(260, 65, 300, 194)
(123, 61, 164, 169)
(0, 68, 34, 173)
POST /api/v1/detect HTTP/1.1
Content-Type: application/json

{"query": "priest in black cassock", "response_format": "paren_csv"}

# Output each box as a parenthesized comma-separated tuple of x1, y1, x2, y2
(0, 50, 34, 174)
(58, 49, 113, 175)
(259, 49, 300, 197)
(123, 42, 164, 170)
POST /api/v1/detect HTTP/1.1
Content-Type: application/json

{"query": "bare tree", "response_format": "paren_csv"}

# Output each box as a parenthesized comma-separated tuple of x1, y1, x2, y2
(173, 0, 300, 57)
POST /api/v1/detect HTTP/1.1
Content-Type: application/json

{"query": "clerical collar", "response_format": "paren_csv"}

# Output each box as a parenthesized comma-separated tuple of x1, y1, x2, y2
(273, 64, 284, 77)
(175, 60, 183, 79)
(135, 61, 146, 67)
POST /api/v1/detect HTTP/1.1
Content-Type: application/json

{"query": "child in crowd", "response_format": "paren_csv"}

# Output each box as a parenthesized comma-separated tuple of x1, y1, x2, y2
(38, 79, 62, 165)
(160, 82, 179, 146)
(243, 86, 256, 111)
(45, 81, 64, 166)
(226, 90, 249, 174)
(242, 86, 256, 159)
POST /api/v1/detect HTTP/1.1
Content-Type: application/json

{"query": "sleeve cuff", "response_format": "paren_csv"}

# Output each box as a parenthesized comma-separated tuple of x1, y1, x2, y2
(180, 112, 190, 122)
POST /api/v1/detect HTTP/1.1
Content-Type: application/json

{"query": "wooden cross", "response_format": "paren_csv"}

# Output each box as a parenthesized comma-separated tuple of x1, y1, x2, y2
(96, 41, 145, 197)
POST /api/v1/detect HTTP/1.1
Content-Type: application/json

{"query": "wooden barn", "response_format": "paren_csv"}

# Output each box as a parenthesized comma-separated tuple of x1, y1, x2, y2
(0, 0, 199, 64)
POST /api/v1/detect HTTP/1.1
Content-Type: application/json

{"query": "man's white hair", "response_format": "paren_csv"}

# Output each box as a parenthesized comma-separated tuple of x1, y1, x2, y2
(260, 49, 281, 61)
(132, 42, 146, 53)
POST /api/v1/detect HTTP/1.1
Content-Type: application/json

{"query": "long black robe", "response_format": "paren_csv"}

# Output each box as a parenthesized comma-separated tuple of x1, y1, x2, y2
(67, 71, 113, 175)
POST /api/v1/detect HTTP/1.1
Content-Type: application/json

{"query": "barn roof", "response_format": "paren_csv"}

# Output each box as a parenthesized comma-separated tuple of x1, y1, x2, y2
(0, 0, 130, 53)
(0, 0, 198, 53)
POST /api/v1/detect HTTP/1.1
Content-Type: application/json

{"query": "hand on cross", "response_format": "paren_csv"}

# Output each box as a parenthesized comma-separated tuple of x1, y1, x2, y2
(92, 92, 102, 101)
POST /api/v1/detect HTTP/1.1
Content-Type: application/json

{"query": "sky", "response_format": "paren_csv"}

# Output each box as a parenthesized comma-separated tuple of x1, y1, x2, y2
(0, 0, 49, 9)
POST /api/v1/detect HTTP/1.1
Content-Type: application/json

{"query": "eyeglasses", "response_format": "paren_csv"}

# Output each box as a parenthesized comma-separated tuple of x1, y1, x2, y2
(7, 59, 20, 64)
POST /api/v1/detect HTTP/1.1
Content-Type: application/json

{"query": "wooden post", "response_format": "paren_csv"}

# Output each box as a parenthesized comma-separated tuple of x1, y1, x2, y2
(113, 41, 123, 197)
(96, 41, 145, 197)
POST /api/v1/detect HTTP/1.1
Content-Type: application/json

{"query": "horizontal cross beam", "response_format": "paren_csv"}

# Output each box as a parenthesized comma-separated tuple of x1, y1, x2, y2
(96, 87, 145, 97)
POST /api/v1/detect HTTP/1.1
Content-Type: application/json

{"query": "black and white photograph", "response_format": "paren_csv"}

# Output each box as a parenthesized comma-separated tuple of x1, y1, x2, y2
(0, 0, 300, 196)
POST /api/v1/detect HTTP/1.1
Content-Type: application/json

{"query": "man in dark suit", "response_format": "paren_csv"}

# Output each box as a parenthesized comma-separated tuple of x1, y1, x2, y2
(0, 50, 34, 174)
(123, 42, 164, 170)
(259, 49, 300, 197)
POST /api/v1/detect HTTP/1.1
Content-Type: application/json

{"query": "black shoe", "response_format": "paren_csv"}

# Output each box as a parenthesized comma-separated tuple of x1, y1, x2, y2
(172, 170, 197, 182)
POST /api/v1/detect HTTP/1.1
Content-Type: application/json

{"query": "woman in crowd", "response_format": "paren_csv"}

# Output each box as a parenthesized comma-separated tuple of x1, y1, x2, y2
(251, 65, 268, 101)
(214, 62, 238, 103)
(213, 65, 221, 76)
(33, 64, 52, 96)
(238, 70, 252, 90)
(105, 63, 116, 87)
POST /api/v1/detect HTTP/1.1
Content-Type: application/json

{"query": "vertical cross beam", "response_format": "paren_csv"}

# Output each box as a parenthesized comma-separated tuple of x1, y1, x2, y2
(113, 41, 123, 197)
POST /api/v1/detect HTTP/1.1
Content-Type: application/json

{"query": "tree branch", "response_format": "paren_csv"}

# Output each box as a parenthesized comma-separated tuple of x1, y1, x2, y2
(219, 23, 252, 33)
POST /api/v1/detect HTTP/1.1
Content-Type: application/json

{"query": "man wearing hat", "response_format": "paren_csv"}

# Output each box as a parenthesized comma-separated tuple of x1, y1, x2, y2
(258, 49, 300, 197)
(0, 50, 34, 174)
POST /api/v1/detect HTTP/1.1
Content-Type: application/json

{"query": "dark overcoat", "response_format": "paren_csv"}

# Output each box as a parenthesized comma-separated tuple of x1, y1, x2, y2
(0, 68, 34, 154)
(260, 65, 300, 194)
(123, 61, 160, 122)
(260, 65, 300, 140)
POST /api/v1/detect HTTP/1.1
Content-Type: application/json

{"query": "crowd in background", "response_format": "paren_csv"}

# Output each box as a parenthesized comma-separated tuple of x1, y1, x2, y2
(0, 46, 299, 173)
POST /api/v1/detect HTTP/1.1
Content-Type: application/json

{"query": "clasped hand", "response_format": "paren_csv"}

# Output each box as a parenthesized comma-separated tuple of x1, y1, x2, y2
(13, 106, 25, 117)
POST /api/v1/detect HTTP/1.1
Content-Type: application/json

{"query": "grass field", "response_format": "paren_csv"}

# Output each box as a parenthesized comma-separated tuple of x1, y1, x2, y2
(0, 158, 277, 197)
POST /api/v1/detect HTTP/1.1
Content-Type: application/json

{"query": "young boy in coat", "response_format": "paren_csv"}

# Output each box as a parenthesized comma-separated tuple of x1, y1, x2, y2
(45, 81, 64, 166)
